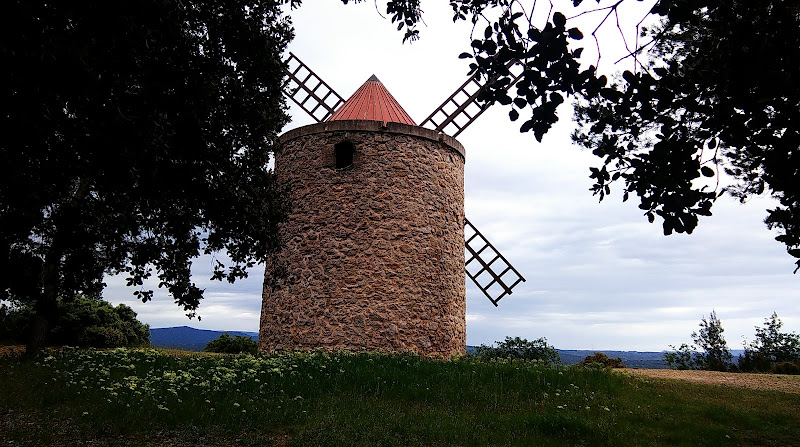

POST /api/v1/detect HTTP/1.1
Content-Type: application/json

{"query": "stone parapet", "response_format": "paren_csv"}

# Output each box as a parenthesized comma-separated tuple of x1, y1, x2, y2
(279, 120, 465, 159)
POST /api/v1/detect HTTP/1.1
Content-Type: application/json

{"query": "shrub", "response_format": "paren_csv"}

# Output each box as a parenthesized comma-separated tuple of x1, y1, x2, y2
(577, 352, 625, 368)
(663, 343, 699, 370)
(204, 333, 258, 354)
(49, 296, 150, 348)
(474, 336, 561, 366)
(738, 349, 773, 373)
(79, 326, 126, 348)
(0, 303, 32, 345)
(770, 361, 800, 375)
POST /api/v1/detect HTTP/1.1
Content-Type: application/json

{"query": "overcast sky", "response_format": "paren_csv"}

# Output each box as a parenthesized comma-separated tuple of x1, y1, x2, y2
(106, 1, 799, 351)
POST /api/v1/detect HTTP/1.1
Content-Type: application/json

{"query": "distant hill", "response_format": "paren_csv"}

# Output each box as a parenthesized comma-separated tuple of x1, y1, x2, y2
(466, 347, 747, 369)
(466, 346, 671, 369)
(150, 326, 258, 352)
(150, 329, 734, 369)
(556, 350, 669, 369)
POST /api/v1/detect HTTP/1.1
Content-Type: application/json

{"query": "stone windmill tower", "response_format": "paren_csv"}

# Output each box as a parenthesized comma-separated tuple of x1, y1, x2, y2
(259, 54, 525, 357)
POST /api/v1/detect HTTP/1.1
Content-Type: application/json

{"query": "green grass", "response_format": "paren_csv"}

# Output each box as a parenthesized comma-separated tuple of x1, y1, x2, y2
(1, 348, 798, 446)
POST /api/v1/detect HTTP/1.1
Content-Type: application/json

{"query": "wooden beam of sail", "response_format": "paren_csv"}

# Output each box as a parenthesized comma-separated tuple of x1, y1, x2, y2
(464, 218, 526, 306)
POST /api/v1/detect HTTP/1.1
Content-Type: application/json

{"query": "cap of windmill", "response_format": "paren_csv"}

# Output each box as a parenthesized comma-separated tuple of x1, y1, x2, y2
(326, 75, 416, 126)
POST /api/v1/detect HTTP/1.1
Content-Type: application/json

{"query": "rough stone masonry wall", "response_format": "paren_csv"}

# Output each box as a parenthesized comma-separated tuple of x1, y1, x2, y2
(259, 121, 466, 357)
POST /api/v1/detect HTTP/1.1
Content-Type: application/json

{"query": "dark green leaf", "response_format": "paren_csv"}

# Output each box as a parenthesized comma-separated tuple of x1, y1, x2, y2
(622, 70, 636, 84)
(567, 27, 583, 40)
(663, 220, 673, 235)
(520, 119, 534, 133)
(599, 88, 622, 102)
(553, 12, 566, 28)
(497, 93, 512, 105)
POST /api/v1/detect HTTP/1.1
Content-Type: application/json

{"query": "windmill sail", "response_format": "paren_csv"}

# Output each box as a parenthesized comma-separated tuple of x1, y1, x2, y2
(464, 218, 526, 306)
(284, 52, 345, 122)
(420, 61, 524, 137)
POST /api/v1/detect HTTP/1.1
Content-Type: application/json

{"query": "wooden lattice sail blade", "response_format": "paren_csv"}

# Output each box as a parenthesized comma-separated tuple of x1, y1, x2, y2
(283, 52, 345, 122)
(420, 61, 524, 137)
(464, 218, 526, 306)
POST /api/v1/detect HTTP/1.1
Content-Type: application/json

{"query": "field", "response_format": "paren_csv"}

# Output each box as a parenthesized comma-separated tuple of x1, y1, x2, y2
(1, 348, 799, 446)
(623, 368, 800, 395)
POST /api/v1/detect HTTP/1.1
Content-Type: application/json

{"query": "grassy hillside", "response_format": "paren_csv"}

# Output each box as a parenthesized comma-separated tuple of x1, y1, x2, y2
(1, 348, 798, 446)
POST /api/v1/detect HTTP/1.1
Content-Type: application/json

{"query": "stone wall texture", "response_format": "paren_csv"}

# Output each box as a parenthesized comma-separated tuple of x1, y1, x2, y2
(259, 120, 466, 357)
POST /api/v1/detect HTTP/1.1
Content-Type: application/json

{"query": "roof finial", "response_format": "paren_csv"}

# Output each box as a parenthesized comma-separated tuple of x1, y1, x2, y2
(367, 74, 380, 82)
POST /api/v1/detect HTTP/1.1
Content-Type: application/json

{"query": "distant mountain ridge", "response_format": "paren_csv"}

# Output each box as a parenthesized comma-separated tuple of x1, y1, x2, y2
(150, 327, 677, 368)
(557, 350, 668, 369)
(150, 326, 258, 352)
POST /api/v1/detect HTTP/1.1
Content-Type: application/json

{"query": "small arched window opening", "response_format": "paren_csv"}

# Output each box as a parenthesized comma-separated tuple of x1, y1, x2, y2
(334, 141, 355, 169)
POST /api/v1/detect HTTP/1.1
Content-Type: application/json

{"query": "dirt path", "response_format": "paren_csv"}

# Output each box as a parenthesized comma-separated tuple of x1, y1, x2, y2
(620, 368, 800, 394)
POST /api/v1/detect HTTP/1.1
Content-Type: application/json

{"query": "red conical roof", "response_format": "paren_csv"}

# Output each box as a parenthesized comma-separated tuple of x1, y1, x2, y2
(327, 75, 416, 125)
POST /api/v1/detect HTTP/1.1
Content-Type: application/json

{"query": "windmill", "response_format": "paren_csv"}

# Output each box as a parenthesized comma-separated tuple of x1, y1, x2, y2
(282, 52, 526, 306)
(259, 52, 526, 356)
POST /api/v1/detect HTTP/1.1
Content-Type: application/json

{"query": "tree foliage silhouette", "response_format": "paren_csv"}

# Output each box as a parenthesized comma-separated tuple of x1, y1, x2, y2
(1, 0, 293, 352)
(740, 312, 800, 372)
(369, 0, 800, 272)
(663, 310, 732, 371)
(691, 310, 732, 372)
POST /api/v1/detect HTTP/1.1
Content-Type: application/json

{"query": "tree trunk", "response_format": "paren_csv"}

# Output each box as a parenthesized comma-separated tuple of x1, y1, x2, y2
(25, 247, 62, 356)
(26, 312, 49, 356)
(24, 179, 88, 356)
